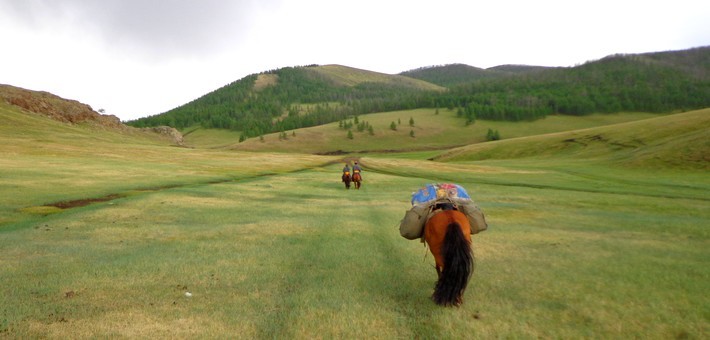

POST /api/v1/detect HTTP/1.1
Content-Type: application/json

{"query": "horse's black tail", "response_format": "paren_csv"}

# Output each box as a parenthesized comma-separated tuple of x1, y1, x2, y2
(432, 222, 473, 306)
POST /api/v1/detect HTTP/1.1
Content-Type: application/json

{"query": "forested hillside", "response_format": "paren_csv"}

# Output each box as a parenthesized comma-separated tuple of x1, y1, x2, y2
(128, 65, 442, 138)
(400, 63, 550, 87)
(127, 47, 710, 136)
(436, 47, 710, 122)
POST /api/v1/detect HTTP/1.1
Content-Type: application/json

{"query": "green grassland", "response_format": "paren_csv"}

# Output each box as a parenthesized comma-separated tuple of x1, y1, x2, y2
(181, 126, 244, 149)
(0, 103, 335, 227)
(224, 108, 665, 154)
(434, 108, 710, 169)
(1, 102, 708, 338)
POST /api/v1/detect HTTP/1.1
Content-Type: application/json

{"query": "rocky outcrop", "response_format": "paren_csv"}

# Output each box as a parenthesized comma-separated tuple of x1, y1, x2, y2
(0, 84, 185, 146)
(0, 84, 124, 128)
(146, 126, 185, 146)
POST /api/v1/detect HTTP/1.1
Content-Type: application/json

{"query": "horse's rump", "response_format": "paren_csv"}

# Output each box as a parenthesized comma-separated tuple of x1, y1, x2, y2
(425, 210, 471, 267)
(424, 210, 473, 306)
(352, 172, 362, 189)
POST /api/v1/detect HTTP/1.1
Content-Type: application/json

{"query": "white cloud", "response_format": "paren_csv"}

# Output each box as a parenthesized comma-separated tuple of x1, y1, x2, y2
(0, 0, 707, 120)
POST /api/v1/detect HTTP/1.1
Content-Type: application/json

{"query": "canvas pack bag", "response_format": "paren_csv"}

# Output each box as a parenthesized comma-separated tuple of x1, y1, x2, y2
(452, 197, 488, 234)
(400, 184, 488, 240)
(399, 203, 431, 240)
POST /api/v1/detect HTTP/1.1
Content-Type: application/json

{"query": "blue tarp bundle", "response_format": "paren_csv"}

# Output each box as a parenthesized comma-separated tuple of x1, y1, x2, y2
(411, 183, 471, 206)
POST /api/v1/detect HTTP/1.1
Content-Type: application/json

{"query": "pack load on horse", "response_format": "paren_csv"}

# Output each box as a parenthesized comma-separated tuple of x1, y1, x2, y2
(398, 183, 487, 306)
(399, 183, 487, 240)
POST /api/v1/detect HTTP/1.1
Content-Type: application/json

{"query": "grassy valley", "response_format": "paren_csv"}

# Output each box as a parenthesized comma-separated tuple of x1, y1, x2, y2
(1, 51, 709, 338)
(0, 100, 335, 228)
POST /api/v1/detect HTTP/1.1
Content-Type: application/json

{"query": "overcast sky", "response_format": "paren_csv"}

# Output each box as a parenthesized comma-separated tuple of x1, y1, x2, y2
(1, 0, 708, 121)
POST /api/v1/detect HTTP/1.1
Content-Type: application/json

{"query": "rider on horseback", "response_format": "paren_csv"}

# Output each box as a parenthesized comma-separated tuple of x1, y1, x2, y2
(342, 163, 352, 186)
(352, 161, 362, 179)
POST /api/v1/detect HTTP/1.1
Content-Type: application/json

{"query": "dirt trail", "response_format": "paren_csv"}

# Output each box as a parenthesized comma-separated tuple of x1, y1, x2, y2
(35, 160, 346, 212)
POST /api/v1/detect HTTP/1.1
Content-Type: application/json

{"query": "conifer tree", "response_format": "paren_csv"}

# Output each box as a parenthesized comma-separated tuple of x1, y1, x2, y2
(486, 128, 501, 141)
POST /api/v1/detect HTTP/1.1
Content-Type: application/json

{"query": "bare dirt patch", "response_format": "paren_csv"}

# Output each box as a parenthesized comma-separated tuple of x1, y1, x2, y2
(47, 194, 127, 209)
(254, 74, 279, 91)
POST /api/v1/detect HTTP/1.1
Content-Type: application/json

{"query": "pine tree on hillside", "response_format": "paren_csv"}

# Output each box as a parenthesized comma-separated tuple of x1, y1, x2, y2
(486, 128, 501, 141)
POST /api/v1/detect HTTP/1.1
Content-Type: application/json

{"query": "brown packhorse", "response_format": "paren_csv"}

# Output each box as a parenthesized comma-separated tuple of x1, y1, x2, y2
(424, 205, 473, 306)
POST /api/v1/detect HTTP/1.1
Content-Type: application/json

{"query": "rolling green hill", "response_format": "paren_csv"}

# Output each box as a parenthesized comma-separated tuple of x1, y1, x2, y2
(400, 63, 551, 87)
(224, 108, 669, 156)
(128, 47, 710, 140)
(435, 46, 710, 122)
(432, 108, 710, 170)
(309, 64, 443, 90)
(4, 82, 706, 172)
(128, 65, 445, 137)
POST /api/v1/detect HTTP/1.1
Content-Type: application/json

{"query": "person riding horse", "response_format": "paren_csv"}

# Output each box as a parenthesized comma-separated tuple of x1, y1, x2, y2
(352, 161, 362, 179)
(342, 163, 352, 189)
(352, 161, 363, 189)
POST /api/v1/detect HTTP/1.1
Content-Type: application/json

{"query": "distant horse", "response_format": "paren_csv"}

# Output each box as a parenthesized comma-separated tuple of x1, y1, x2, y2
(342, 173, 352, 189)
(352, 172, 362, 190)
(424, 204, 473, 306)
